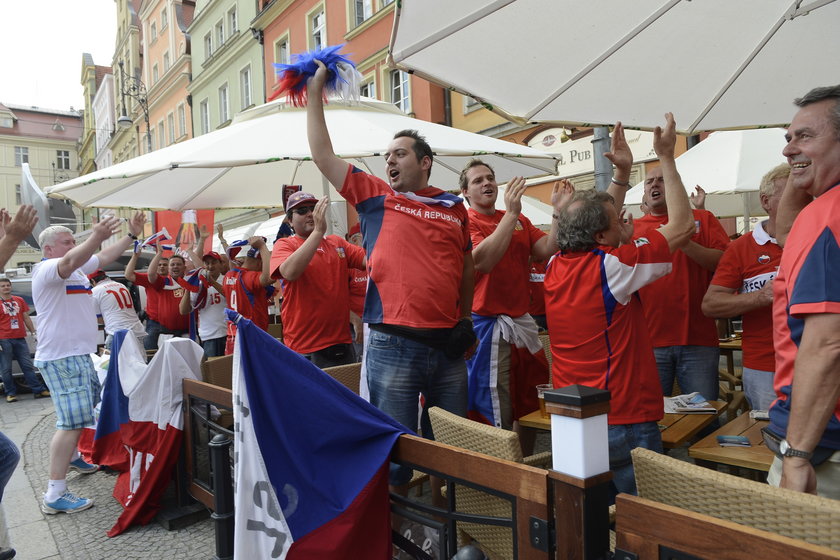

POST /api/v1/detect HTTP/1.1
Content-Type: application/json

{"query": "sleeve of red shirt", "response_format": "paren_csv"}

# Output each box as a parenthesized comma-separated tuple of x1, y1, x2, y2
(699, 210, 731, 251)
(468, 216, 487, 248)
(344, 240, 366, 270)
(524, 214, 547, 247)
(269, 237, 297, 279)
(19, 298, 29, 314)
(133, 272, 165, 290)
(709, 238, 744, 290)
(460, 206, 473, 252)
(340, 165, 389, 207)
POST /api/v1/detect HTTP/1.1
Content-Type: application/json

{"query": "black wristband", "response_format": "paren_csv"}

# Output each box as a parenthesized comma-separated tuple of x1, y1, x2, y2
(127, 233, 139, 240)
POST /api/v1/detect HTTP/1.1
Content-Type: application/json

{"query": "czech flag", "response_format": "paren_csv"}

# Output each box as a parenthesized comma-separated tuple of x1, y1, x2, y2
(229, 310, 408, 559)
(91, 331, 202, 536)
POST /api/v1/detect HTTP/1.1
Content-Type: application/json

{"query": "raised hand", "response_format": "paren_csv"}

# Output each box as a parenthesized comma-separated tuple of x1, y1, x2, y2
(653, 112, 677, 159)
(504, 176, 526, 215)
(689, 185, 706, 210)
(312, 197, 330, 235)
(604, 122, 632, 176)
(551, 179, 576, 212)
(308, 59, 329, 97)
(2, 206, 38, 242)
(127, 211, 146, 237)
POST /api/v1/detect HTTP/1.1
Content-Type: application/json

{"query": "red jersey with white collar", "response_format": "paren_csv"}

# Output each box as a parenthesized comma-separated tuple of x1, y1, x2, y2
(133, 272, 160, 321)
(270, 235, 365, 354)
(468, 209, 545, 317)
(339, 165, 471, 328)
(544, 231, 673, 424)
(633, 208, 729, 347)
(709, 221, 781, 371)
(769, 184, 840, 448)
(144, 277, 189, 331)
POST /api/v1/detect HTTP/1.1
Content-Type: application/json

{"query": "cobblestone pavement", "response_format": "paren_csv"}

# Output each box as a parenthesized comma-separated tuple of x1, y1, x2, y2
(2, 393, 216, 560)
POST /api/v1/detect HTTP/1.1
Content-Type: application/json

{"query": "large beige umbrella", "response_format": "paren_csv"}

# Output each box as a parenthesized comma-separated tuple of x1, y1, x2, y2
(390, 0, 839, 134)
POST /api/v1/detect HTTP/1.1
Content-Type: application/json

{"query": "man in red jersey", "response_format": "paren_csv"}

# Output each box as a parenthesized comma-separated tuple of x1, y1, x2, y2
(544, 114, 694, 498)
(270, 191, 365, 367)
(222, 236, 272, 354)
(125, 250, 169, 350)
(702, 163, 789, 411)
(0, 277, 49, 402)
(143, 249, 190, 340)
(764, 85, 840, 499)
(307, 61, 475, 489)
(633, 153, 730, 401)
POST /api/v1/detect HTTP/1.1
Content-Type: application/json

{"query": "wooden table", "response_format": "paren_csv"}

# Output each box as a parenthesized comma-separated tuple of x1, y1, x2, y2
(518, 401, 726, 449)
(719, 337, 742, 380)
(688, 412, 774, 473)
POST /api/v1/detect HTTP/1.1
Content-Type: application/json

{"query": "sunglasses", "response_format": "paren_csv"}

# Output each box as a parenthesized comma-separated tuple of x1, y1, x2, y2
(292, 206, 315, 216)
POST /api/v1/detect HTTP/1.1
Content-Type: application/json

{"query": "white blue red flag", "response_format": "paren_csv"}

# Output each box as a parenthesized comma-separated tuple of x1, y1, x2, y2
(91, 331, 202, 536)
(229, 310, 408, 559)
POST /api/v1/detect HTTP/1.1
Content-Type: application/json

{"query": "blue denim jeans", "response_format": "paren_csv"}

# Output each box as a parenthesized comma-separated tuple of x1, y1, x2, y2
(202, 337, 226, 358)
(366, 329, 468, 485)
(0, 431, 20, 502)
(742, 367, 776, 411)
(654, 345, 720, 401)
(144, 319, 161, 351)
(0, 338, 47, 396)
(607, 421, 663, 500)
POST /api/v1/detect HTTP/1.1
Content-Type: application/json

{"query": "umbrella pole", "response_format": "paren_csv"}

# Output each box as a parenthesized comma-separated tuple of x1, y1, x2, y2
(592, 127, 611, 192)
(742, 192, 751, 234)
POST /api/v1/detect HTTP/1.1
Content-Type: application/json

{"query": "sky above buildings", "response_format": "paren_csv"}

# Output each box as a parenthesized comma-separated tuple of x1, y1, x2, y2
(1, 1, 117, 112)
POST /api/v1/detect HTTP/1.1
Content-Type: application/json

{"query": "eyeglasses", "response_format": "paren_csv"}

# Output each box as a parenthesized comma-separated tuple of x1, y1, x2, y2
(292, 206, 315, 216)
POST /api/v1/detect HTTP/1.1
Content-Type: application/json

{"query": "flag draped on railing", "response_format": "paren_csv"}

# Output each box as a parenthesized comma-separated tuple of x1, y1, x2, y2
(228, 310, 408, 559)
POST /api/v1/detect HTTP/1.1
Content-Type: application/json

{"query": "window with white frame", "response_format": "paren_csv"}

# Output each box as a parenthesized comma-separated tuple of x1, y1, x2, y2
(311, 9, 325, 50)
(163, 51, 170, 72)
(390, 69, 410, 112)
(167, 113, 175, 144)
(360, 80, 375, 99)
(274, 37, 289, 70)
(216, 20, 225, 47)
(160, 7, 168, 29)
(219, 84, 229, 123)
(199, 99, 210, 134)
(354, 0, 372, 26)
(149, 126, 156, 151)
(56, 150, 70, 170)
(204, 33, 213, 59)
(240, 65, 252, 109)
(178, 103, 186, 137)
(158, 119, 165, 149)
(14, 146, 28, 166)
(152, 63, 159, 83)
(0, 116, 12, 128)
(15, 185, 21, 205)
(150, 21, 157, 42)
(228, 7, 237, 34)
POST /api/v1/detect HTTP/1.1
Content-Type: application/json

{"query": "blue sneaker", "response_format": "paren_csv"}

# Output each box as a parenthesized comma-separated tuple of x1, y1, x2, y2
(41, 491, 94, 515)
(69, 457, 99, 474)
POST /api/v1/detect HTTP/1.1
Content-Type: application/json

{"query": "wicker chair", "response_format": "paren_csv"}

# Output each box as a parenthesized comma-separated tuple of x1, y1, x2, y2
(632, 447, 840, 550)
(200, 354, 234, 389)
(321, 362, 362, 395)
(538, 333, 552, 381)
(428, 407, 551, 560)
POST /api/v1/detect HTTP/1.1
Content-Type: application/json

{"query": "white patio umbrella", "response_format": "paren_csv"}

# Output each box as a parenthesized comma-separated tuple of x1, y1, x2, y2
(45, 98, 558, 210)
(390, 0, 839, 134)
(623, 128, 788, 218)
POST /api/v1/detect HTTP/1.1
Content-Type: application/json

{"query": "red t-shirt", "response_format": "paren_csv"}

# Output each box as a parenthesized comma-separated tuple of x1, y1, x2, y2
(544, 230, 673, 424)
(340, 165, 471, 328)
(770, 184, 840, 447)
(144, 277, 189, 331)
(348, 267, 368, 317)
(0, 296, 29, 339)
(528, 260, 547, 316)
(709, 221, 781, 371)
(270, 235, 365, 354)
(633, 209, 730, 347)
(223, 268, 270, 332)
(133, 272, 160, 321)
(469, 209, 545, 317)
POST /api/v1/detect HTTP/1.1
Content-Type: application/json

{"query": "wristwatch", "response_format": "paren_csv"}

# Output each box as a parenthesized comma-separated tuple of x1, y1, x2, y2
(779, 439, 813, 460)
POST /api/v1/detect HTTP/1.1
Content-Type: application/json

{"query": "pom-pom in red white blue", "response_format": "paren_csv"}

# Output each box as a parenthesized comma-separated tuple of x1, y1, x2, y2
(269, 45, 362, 106)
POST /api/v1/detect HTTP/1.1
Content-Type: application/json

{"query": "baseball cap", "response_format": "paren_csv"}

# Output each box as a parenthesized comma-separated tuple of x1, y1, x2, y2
(347, 223, 361, 238)
(202, 251, 222, 261)
(87, 269, 107, 281)
(286, 191, 318, 212)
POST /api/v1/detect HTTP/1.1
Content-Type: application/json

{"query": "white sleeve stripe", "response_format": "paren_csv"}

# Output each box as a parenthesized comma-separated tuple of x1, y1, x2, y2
(603, 253, 672, 304)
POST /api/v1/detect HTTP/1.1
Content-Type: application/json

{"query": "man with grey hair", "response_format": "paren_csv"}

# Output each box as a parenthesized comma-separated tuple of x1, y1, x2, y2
(701, 163, 789, 411)
(33, 212, 145, 514)
(544, 113, 695, 498)
(764, 85, 840, 499)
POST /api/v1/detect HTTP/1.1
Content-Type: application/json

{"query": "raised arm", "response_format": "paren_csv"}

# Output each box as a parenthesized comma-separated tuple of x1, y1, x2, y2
(125, 250, 139, 283)
(533, 179, 575, 260)
(253, 236, 272, 287)
(471, 177, 525, 273)
(690, 185, 707, 210)
(277, 198, 328, 281)
(604, 122, 633, 210)
(0, 206, 37, 269)
(654, 113, 695, 251)
(179, 289, 192, 315)
(216, 223, 230, 254)
(93, 211, 146, 270)
(680, 241, 724, 271)
(307, 60, 352, 188)
(775, 174, 812, 247)
(184, 225, 210, 269)
(147, 243, 165, 284)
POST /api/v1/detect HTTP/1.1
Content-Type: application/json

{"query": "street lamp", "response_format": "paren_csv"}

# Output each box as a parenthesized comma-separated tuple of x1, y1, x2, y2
(117, 60, 152, 153)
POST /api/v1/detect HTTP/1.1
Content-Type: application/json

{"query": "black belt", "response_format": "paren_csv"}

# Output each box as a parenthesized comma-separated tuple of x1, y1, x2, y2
(761, 427, 837, 466)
